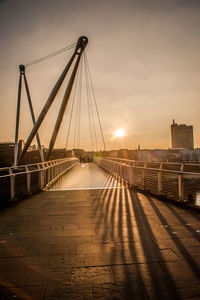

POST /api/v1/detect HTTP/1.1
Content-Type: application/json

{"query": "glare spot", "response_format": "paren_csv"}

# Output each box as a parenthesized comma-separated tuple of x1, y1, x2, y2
(114, 128, 125, 138)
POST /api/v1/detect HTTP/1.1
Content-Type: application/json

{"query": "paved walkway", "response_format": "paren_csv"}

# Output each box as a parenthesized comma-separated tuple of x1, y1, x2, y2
(0, 163, 200, 299)
(48, 163, 123, 191)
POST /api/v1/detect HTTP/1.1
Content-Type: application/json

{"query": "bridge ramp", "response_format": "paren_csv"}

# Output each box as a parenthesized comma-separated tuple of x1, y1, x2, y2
(0, 163, 200, 299)
(48, 162, 123, 190)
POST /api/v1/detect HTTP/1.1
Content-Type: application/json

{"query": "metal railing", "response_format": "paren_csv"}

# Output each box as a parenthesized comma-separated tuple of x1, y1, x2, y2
(96, 157, 200, 205)
(0, 158, 78, 206)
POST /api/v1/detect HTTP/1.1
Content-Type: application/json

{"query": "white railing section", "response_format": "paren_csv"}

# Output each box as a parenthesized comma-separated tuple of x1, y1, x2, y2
(96, 157, 200, 205)
(0, 158, 78, 205)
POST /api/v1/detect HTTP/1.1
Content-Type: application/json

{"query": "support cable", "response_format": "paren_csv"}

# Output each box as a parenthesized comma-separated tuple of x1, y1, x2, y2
(73, 58, 83, 149)
(90, 96, 98, 151)
(65, 66, 79, 150)
(19, 51, 76, 163)
(77, 58, 83, 149)
(18, 36, 88, 163)
(73, 83, 79, 149)
(85, 54, 106, 151)
(25, 43, 76, 67)
(84, 55, 94, 151)
(84, 54, 98, 151)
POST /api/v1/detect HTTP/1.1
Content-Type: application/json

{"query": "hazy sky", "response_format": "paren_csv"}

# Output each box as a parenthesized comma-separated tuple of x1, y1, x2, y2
(0, 0, 200, 150)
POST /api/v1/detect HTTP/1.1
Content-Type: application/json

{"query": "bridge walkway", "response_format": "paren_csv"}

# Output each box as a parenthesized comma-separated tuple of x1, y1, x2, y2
(0, 163, 200, 299)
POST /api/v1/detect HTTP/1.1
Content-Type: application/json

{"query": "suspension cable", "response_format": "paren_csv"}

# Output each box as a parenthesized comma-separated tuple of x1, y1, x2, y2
(73, 85, 79, 149)
(85, 54, 107, 151)
(65, 66, 79, 149)
(64, 51, 106, 152)
(88, 77, 98, 151)
(73, 58, 83, 149)
(84, 53, 98, 151)
(25, 43, 76, 67)
(84, 54, 94, 151)
(77, 58, 83, 149)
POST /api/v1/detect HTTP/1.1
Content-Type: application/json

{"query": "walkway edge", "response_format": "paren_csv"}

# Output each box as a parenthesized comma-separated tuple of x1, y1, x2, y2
(43, 162, 79, 191)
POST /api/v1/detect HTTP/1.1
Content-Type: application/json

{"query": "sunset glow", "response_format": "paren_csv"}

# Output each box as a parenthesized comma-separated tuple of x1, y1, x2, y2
(0, 0, 200, 150)
(114, 128, 125, 138)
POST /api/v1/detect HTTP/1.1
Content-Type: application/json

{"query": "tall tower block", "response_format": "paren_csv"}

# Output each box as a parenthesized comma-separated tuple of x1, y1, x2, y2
(171, 119, 194, 149)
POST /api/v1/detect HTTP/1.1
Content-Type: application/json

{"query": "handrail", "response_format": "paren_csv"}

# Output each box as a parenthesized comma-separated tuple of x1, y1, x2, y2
(105, 157, 200, 168)
(0, 157, 78, 206)
(0, 157, 73, 171)
(96, 157, 200, 205)
(102, 158, 200, 176)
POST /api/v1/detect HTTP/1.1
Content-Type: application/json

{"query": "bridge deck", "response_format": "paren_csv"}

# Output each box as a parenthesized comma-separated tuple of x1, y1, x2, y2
(48, 162, 123, 190)
(0, 163, 200, 299)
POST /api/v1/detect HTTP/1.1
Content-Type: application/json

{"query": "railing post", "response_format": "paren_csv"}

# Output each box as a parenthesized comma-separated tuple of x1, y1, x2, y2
(97, 158, 200, 205)
(25, 166, 31, 194)
(121, 164, 124, 180)
(9, 168, 15, 201)
(119, 163, 122, 178)
(143, 163, 147, 189)
(178, 172, 184, 201)
(128, 166, 135, 186)
(52, 161, 55, 179)
(39, 168, 45, 190)
(52, 165, 55, 180)
(55, 164, 58, 177)
(158, 163, 163, 194)
(124, 164, 128, 182)
(47, 167, 51, 184)
(37, 163, 42, 190)
(50, 165, 53, 181)
(158, 170, 162, 194)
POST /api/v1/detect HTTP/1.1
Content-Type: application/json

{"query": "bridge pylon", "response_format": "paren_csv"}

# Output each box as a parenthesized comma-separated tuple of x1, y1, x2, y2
(14, 64, 44, 166)
(17, 36, 88, 164)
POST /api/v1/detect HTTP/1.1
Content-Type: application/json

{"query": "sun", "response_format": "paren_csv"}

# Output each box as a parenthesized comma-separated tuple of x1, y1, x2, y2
(114, 128, 125, 138)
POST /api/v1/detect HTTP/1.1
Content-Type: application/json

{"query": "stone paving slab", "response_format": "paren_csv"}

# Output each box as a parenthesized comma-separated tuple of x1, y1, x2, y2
(0, 173, 200, 299)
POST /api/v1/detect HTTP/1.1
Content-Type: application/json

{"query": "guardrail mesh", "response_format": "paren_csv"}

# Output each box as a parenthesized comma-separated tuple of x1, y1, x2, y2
(30, 171, 40, 193)
(15, 173, 27, 199)
(96, 158, 200, 206)
(0, 158, 78, 206)
(145, 169, 158, 193)
(0, 176, 11, 206)
(161, 171, 179, 200)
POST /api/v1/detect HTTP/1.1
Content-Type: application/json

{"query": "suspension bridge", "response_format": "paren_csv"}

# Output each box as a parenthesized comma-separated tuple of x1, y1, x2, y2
(0, 36, 200, 299)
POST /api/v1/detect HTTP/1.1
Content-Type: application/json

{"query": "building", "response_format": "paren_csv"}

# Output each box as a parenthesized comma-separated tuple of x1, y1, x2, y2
(0, 142, 15, 167)
(171, 120, 194, 149)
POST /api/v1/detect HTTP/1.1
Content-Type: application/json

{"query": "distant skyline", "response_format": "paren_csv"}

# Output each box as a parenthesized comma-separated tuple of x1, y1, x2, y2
(0, 0, 200, 150)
